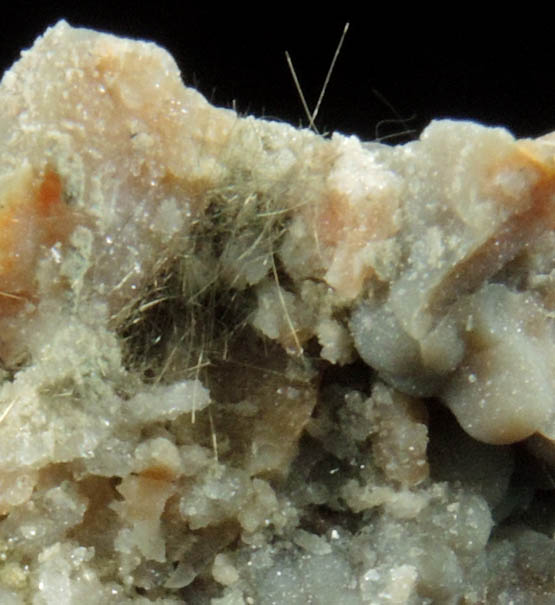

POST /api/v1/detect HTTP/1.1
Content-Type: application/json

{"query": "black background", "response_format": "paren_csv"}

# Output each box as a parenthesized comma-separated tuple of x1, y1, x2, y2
(1, 4, 553, 142)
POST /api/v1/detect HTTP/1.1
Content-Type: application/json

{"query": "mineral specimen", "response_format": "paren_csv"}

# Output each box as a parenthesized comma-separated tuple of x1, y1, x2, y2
(1, 20, 555, 604)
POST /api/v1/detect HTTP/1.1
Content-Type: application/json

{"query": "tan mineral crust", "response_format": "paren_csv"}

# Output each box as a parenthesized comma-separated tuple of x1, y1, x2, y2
(1, 20, 555, 605)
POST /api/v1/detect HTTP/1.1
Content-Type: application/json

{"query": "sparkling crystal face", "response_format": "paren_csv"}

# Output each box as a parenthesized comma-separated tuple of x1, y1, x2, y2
(0, 20, 555, 604)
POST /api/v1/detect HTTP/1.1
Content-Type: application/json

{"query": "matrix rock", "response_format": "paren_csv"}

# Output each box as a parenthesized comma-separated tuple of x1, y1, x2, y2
(1, 21, 554, 604)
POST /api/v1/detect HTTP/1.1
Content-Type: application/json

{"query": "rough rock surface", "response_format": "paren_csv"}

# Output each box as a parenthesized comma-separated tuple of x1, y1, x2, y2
(1, 20, 555, 604)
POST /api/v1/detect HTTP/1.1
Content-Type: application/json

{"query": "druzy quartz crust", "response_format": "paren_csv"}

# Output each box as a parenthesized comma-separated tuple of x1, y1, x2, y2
(0, 20, 555, 604)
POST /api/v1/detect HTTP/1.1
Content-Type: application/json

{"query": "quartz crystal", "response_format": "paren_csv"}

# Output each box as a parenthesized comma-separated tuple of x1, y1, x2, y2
(1, 20, 555, 604)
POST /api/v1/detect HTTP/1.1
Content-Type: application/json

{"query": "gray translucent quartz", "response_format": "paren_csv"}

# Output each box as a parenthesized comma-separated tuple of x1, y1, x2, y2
(0, 20, 555, 605)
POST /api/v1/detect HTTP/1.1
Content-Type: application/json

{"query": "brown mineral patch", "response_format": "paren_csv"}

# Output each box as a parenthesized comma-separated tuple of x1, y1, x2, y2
(70, 475, 121, 557)
(139, 465, 179, 483)
(205, 330, 318, 479)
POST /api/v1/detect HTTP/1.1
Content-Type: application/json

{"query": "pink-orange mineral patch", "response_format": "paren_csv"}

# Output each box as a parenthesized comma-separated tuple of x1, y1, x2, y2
(0, 168, 74, 316)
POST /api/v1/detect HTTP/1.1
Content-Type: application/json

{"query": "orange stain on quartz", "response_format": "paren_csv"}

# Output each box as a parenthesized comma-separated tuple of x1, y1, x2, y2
(37, 170, 62, 214)
(0, 168, 74, 316)
(315, 190, 398, 299)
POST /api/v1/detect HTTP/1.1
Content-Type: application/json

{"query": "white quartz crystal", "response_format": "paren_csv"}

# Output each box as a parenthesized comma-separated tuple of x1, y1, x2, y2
(1, 19, 555, 604)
